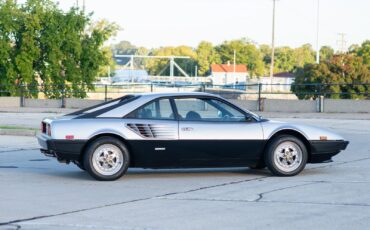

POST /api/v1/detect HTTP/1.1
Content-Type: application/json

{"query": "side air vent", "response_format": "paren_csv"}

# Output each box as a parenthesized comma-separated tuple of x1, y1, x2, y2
(127, 123, 175, 139)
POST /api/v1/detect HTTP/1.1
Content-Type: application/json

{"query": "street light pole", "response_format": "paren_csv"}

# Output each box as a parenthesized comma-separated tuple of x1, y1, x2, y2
(269, 0, 276, 91)
(233, 50, 236, 86)
(315, 0, 320, 64)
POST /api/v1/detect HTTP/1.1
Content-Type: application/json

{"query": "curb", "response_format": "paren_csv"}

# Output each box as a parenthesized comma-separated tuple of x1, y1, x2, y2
(0, 129, 37, 137)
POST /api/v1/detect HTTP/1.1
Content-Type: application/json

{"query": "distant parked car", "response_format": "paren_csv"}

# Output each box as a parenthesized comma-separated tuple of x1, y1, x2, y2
(37, 92, 349, 181)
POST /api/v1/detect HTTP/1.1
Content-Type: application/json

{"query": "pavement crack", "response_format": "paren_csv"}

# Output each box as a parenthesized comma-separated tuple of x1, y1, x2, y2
(0, 176, 269, 226)
(259, 200, 370, 207)
(254, 181, 319, 202)
(158, 197, 370, 208)
(155, 176, 269, 198)
(2, 151, 370, 226)
(0, 197, 149, 226)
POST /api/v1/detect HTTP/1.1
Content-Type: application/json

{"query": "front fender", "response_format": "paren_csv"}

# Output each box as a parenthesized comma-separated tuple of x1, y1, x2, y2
(262, 120, 345, 141)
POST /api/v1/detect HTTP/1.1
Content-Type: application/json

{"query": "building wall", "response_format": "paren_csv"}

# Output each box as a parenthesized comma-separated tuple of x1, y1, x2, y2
(211, 72, 247, 85)
(259, 77, 294, 92)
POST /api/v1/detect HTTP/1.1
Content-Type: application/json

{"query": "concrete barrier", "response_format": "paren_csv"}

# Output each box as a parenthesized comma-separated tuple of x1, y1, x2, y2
(324, 99, 370, 113)
(1, 96, 369, 114)
(0, 97, 20, 107)
(264, 99, 317, 113)
(24, 99, 62, 108)
(229, 99, 258, 111)
(65, 98, 103, 109)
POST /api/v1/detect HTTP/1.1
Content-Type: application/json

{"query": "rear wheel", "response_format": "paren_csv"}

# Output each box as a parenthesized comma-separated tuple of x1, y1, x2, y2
(265, 135, 307, 176)
(83, 137, 130, 181)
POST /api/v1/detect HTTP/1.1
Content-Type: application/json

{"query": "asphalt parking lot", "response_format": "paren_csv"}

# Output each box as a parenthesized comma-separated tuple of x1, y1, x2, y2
(0, 116, 369, 230)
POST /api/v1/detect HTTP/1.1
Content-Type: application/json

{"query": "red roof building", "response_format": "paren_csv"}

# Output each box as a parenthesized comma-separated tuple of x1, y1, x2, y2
(210, 63, 248, 85)
(210, 64, 248, 73)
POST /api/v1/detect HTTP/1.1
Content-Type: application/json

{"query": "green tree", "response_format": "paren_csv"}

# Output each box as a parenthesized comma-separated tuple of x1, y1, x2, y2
(292, 53, 369, 99)
(0, 0, 18, 95)
(114, 40, 137, 55)
(356, 40, 370, 67)
(293, 44, 316, 68)
(145, 46, 197, 76)
(216, 39, 264, 77)
(319, 46, 334, 62)
(274, 46, 295, 72)
(97, 46, 115, 78)
(195, 41, 221, 76)
(0, 0, 118, 98)
(259, 44, 271, 75)
(112, 40, 149, 68)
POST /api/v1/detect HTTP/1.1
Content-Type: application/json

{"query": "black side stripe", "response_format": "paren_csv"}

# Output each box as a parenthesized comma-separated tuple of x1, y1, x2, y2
(74, 95, 140, 119)
(67, 95, 131, 116)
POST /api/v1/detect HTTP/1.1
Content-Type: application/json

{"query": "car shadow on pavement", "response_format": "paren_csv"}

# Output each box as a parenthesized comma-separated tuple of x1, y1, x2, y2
(28, 166, 271, 181)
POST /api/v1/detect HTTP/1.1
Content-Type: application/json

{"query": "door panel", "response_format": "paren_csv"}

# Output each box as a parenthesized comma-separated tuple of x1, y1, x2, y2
(178, 121, 264, 165)
(174, 97, 265, 166)
(125, 119, 179, 167)
(123, 98, 180, 167)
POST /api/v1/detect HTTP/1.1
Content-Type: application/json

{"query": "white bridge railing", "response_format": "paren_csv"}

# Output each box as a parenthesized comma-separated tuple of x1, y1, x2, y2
(149, 76, 211, 83)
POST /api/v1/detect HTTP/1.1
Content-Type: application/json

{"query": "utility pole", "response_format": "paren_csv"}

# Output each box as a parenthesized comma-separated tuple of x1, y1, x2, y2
(170, 57, 174, 77)
(315, 0, 320, 63)
(269, 0, 277, 91)
(337, 33, 347, 53)
(130, 55, 134, 83)
(82, 0, 86, 13)
(107, 66, 111, 83)
(233, 50, 236, 86)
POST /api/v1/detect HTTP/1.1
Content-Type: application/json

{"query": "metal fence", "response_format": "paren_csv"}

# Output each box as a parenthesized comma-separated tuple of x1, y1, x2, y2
(0, 82, 369, 102)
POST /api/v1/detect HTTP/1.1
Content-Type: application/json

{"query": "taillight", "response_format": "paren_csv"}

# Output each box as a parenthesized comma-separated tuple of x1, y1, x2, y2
(41, 122, 46, 133)
(47, 124, 51, 136)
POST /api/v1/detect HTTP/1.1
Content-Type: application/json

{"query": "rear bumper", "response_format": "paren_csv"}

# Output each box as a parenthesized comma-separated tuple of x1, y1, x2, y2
(37, 134, 86, 161)
(309, 140, 349, 163)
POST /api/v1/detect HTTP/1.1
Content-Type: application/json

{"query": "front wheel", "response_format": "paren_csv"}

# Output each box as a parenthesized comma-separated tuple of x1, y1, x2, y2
(83, 137, 130, 181)
(265, 135, 308, 176)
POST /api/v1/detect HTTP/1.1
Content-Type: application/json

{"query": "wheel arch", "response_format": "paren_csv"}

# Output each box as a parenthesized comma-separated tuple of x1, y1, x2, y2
(79, 133, 135, 167)
(264, 129, 312, 162)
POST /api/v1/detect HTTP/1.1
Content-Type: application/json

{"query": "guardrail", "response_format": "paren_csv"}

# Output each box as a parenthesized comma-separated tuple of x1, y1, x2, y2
(0, 82, 369, 103)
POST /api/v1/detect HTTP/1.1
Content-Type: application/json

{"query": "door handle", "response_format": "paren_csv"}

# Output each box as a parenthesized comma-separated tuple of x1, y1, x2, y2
(181, 127, 194, 131)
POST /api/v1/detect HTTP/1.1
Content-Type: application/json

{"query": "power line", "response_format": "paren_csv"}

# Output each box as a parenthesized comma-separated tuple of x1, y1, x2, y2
(337, 33, 347, 53)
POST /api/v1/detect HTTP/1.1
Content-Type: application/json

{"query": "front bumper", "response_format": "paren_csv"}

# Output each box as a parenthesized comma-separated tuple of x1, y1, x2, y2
(309, 140, 349, 163)
(37, 134, 86, 161)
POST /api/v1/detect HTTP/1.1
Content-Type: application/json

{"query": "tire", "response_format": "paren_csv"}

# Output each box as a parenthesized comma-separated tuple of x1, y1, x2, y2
(265, 135, 307, 176)
(83, 137, 130, 181)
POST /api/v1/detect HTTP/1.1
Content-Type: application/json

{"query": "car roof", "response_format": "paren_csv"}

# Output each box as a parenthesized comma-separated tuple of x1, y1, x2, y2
(133, 91, 219, 99)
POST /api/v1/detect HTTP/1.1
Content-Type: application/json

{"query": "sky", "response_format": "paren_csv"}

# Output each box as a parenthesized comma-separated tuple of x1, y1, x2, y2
(55, 0, 370, 50)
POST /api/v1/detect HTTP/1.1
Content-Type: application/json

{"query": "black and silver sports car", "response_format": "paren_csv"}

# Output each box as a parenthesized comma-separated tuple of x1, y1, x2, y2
(37, 92, 349, 180)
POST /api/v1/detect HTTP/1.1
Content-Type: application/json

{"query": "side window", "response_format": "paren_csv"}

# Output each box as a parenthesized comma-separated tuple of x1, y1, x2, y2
(126, 98, 174, 120)
(174, 98, 246, 122)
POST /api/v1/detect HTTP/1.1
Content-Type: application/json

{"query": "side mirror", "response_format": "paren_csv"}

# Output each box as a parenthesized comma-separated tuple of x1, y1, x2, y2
(244, 115, 253, 122)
